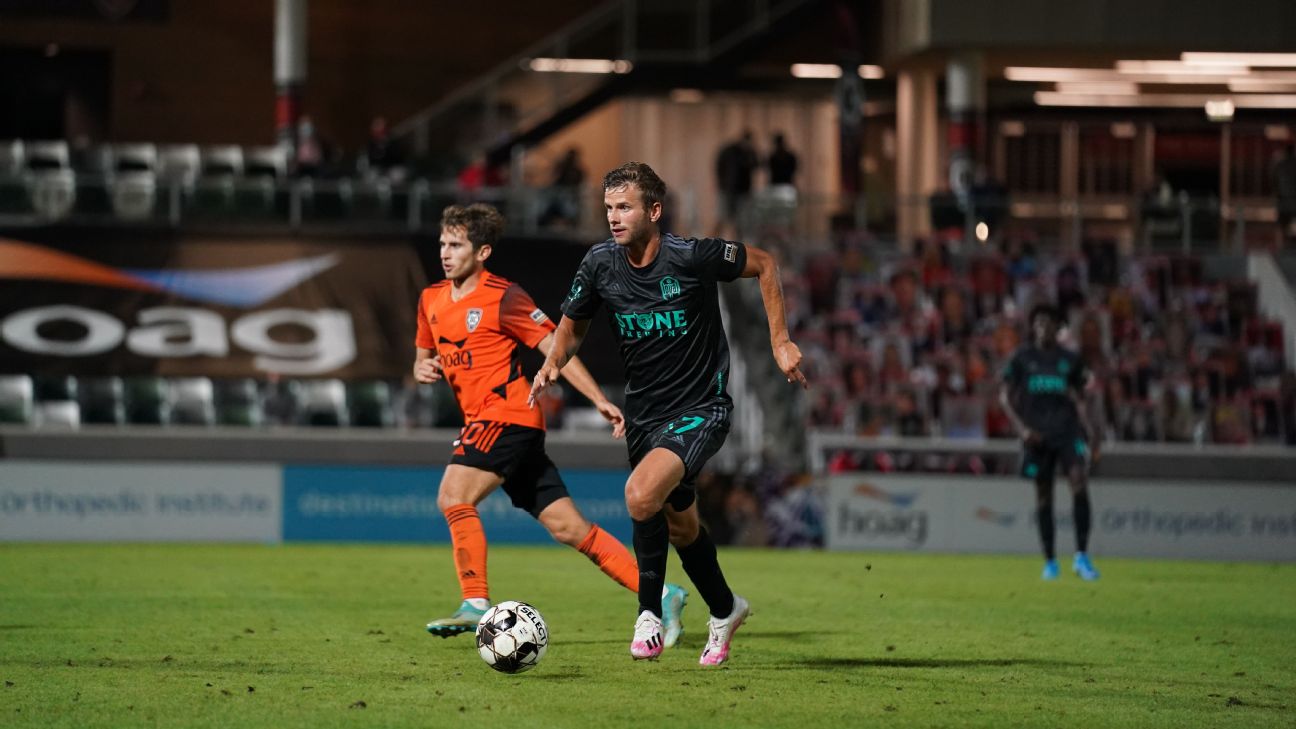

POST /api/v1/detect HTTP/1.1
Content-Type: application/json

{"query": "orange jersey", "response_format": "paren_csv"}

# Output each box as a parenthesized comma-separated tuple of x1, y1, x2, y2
(415, 272, 556, 428)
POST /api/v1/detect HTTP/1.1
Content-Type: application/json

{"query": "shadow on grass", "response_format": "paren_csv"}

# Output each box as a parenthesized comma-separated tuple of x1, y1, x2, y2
(0, 625, 39, 630)
(787, 657, 1083, 670)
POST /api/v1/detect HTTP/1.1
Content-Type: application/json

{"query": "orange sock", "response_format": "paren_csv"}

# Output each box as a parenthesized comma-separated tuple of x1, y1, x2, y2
(577, 524, 640, 593)
(444, 504, 489, 601)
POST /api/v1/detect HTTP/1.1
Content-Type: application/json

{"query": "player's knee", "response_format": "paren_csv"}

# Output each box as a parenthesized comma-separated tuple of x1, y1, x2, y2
(436, 490, 470, 513)
(624, 488, 662, 521)
(547, 519, 589, 547)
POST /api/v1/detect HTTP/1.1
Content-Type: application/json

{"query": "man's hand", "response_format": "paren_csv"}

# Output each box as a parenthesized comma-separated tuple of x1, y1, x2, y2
(528, 362, 562, 408)
(414, 356, 443, 384)
(594, 400, 626, 439)
(1020, 427, 1042, 446)
(774, 339, 807, 388)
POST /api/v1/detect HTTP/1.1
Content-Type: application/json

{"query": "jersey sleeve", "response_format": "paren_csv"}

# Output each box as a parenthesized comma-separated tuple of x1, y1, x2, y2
(500, 284, 556, 348)
(694, 237, 747, 282)
(560, 250, 603, 320)
(414, 288, 436, 349)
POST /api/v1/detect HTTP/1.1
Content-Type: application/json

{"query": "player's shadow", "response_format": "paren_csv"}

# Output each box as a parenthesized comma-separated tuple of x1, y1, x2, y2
(791, 657, 1082, 670)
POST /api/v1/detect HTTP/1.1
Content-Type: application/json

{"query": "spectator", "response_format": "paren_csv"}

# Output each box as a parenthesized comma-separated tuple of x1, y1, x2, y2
(363, 116, 405, 182)
(293, 115, 331, 177)
(456, 150, 505, 198)
(1272, 145, 1296, 245)
(1159, 384, 1194, 442)
(714, 130, 758, 236)
(767, 132, 798, 188)
(539, 147, 587, 228)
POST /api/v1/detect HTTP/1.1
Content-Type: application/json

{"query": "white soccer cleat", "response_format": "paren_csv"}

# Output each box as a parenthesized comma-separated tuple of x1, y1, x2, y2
(630, 610, 664, 660)
(699, 594, 750, 667)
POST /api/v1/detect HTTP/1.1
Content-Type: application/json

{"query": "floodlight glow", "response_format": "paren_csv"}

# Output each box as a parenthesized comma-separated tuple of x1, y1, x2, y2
(1182, 52, 1296, 67)
(791, 63, 841, 79)
(528, 58, 633, 74)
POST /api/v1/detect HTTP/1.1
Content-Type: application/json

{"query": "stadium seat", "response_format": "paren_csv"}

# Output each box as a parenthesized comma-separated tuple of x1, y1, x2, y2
(262, 378, 303, 425)
(34, 400, 81, 428)
(300, 379, 349, 427)
(0, 139, 23, 175)
(124, 376, 172, 425)
(80, 376, 126, 425)
(23, 140, 76, 220)
(192, 145, 243, 215)
(215, 378, 265, 427)
(238, 145, 289, 217)
(170, 377, 216, 426)
(0, 374, 34, 424)
(348, 380, 394, 427)
(108, 143, 159, 220)
(159, 144, 200, 189)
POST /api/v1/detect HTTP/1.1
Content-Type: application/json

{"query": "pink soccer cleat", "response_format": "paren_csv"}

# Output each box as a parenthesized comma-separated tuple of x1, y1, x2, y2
(699, 595, 750, 667)
(630, 610, 664, 660)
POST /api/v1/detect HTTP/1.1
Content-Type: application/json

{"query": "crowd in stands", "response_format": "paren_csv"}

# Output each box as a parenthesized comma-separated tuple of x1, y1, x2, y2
(784, 233, 1295, 456)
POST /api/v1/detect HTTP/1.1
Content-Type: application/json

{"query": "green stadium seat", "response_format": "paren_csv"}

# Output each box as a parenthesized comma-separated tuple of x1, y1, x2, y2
(0, 374, 34, 424)
(125, 376, 171, 425)
(348, 380, 394, 428)
(215, 378, 264, 427)
(80, 376, 126, 425)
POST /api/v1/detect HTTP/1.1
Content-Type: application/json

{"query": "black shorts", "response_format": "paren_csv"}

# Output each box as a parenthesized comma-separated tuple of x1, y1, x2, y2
(449, 421, 569, 518)
(627, 405, 731, 511)
(1020, 431, 1090, 480)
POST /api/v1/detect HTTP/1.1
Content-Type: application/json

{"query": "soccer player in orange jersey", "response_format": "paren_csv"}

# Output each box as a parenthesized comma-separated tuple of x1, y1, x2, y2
(419, 204, 688, 643)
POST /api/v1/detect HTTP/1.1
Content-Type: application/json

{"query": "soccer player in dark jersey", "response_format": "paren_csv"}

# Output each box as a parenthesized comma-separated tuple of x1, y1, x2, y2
(417, 203, 688, 640)
(529, 162, 806, 665)
(999, 303, 1101, 581)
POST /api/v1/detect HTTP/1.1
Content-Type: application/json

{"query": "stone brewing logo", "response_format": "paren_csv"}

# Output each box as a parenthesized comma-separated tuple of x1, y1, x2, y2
(660, 276, 681, 300)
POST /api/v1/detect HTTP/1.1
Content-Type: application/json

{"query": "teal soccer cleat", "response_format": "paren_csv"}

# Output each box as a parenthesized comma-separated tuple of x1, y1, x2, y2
(1072, 553, 1100, 581)
(661, 583, 688, 649)
(426, 600, 488, 638)
(1041, 559, 1060, 581)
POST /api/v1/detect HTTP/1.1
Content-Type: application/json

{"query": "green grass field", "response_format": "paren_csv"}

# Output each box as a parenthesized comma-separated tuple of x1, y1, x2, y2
(1, 544, 1293, 728)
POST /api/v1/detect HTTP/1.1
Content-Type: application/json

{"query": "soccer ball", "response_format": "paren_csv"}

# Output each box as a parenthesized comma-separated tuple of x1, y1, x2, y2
(475, 601, 548, 674)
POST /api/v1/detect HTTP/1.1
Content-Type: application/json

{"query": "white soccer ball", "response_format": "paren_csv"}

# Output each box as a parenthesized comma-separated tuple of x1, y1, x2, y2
(475, 601, 548, 674)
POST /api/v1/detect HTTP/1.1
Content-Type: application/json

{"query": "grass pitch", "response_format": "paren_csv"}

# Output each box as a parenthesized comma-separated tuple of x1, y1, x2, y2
(1, 544, 1292, 728)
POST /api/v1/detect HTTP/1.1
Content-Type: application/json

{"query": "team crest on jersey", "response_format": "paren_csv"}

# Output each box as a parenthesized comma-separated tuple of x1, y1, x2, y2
(660, 276, 681, 300)
(466, 308, 484, 332)
(529, 308, 548, 324)
(723, 243, 738, 262)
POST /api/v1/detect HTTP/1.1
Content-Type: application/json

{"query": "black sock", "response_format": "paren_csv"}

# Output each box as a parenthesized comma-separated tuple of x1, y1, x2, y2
(676, 527, 734, 619)
(632, 511, 669, 618)
(1074, 491, 1092, 553)
(1036, 504, 1056, 561)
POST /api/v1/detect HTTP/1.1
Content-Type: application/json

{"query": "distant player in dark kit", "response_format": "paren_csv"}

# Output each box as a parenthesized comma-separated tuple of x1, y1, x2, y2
(530, 162, 807, 666)
(999, 303, 1101, 581)
(416, 203, 688, 641)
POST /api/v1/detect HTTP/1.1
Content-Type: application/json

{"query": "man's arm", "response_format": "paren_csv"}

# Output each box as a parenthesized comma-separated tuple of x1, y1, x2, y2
(528, 316, 590, 406)
(999, 383, 1038, 445)
(1072, 382, 1101, 460)
(534, 331, 624, 438)
(740, 245, 807, 387)
(413, 347, 442, 384)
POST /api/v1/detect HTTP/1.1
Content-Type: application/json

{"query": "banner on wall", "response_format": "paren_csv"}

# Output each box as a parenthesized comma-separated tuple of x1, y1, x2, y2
(0, 231, 427, 378)
(282, 465, 632, 543)
(825, 475, 1296, 561)
(0, 461, 281, 542)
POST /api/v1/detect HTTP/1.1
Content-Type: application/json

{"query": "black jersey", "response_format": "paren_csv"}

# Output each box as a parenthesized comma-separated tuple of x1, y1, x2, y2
(1001, 344, 1087, 438)
(561, 234, 747, 430)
